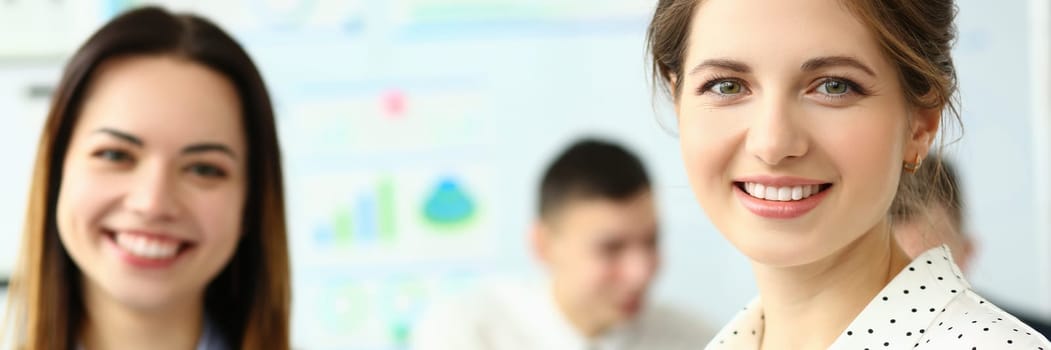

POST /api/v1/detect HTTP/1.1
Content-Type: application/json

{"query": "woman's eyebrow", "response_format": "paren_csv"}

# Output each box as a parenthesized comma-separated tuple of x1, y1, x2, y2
(689, 58, 752, 76)
(801, 56, 876, 76)
(687, 56, 877, 77)
(183, 143, 238, 160)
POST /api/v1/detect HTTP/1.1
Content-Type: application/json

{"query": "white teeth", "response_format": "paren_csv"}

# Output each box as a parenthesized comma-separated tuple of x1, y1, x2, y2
(743, 182, 825, 201)
(114, 232, 179, 259)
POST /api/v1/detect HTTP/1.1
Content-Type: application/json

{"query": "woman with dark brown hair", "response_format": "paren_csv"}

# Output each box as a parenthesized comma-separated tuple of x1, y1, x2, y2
(647, 0, 1051, 348)
(2, 6, 290, 350)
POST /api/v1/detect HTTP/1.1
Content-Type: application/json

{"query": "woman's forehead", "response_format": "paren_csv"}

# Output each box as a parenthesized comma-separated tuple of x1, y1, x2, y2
(75, 56, 246, 154)
(685, 0, 890, 76)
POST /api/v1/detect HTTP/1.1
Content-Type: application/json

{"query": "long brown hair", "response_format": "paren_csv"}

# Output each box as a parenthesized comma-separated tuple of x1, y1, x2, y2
(646, 0, 962, 216)
(3, 6, 290, 349)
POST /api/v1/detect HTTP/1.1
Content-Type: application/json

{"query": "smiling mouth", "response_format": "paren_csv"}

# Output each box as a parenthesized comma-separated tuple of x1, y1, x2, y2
(734, 182, 833, 201)
(102, 229, 195, 260)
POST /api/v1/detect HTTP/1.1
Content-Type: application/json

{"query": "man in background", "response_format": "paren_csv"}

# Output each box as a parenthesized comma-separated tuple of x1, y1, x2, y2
(412, 138, 712, 350)
(893, 155, 1051, 337)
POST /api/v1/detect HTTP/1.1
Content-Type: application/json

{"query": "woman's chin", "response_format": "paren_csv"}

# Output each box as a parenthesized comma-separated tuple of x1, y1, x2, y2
(724, 226, 840, 268)
(86, 277, 189, 312)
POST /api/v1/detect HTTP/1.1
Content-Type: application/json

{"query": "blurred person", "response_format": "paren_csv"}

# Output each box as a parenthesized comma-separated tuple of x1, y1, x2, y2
(647, 0, 1051, 347)
(412, 138, 713, 350)
(1, 7, 291, 350)
(0, 279, 5, 320)
(893, 155, 1051, 338)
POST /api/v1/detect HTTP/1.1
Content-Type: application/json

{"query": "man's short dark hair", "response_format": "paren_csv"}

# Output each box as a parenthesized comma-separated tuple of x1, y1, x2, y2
(538, 138, 651, 219)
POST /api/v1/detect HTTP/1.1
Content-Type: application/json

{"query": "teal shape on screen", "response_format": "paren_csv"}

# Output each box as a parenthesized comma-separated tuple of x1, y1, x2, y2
(422, 177, 477, 229)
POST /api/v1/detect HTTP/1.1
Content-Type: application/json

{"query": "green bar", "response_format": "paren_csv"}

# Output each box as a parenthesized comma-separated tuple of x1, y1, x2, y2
(334, 206, 353, 246)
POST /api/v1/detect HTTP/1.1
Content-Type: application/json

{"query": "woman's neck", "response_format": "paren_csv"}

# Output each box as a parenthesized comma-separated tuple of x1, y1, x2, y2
(754, 220, 912, 350)
(79, 281, 204, 350)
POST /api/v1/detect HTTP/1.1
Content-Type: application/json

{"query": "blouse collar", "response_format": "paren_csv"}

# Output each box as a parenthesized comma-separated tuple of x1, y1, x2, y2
(709, 245, 969, 349)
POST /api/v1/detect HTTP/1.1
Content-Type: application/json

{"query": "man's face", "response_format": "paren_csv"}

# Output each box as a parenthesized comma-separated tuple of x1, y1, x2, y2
(539, 190, 660, 327)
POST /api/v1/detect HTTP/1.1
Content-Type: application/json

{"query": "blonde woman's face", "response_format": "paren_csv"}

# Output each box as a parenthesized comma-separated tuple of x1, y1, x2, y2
(675, 0, 938, 267)
(56, 55, 247, 311)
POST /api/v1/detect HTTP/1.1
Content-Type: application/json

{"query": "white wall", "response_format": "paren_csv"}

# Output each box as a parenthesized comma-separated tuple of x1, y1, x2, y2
(1029, 0, 1051, 317)
(948, 0, 1050, 317)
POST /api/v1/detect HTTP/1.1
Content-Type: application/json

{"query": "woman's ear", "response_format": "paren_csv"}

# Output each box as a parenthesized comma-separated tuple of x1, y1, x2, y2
(906, 106, 942, 160)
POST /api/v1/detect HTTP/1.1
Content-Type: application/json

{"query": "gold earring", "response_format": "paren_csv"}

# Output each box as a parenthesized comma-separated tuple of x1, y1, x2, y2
(903, 154, 923, 173)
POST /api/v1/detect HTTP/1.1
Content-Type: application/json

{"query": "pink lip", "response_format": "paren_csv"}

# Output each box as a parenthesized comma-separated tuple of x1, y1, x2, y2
(733, 182, 831, 219)
(734, 175, 828, 187)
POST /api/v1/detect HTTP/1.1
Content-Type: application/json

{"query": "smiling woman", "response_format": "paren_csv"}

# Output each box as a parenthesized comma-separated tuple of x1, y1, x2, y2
(1, 6, 289, 350)
(647, 0, 1051, 349)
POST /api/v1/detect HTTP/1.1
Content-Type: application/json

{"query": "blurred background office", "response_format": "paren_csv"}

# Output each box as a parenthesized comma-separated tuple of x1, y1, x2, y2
(0, 0, 1048, 349)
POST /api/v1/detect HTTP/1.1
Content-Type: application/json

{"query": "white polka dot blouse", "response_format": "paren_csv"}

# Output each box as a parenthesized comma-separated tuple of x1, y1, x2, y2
(706, 245, 1051, 349)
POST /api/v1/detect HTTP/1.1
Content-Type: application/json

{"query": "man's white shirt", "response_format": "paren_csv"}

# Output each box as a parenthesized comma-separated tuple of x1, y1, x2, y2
(412, 279, 714, 350)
